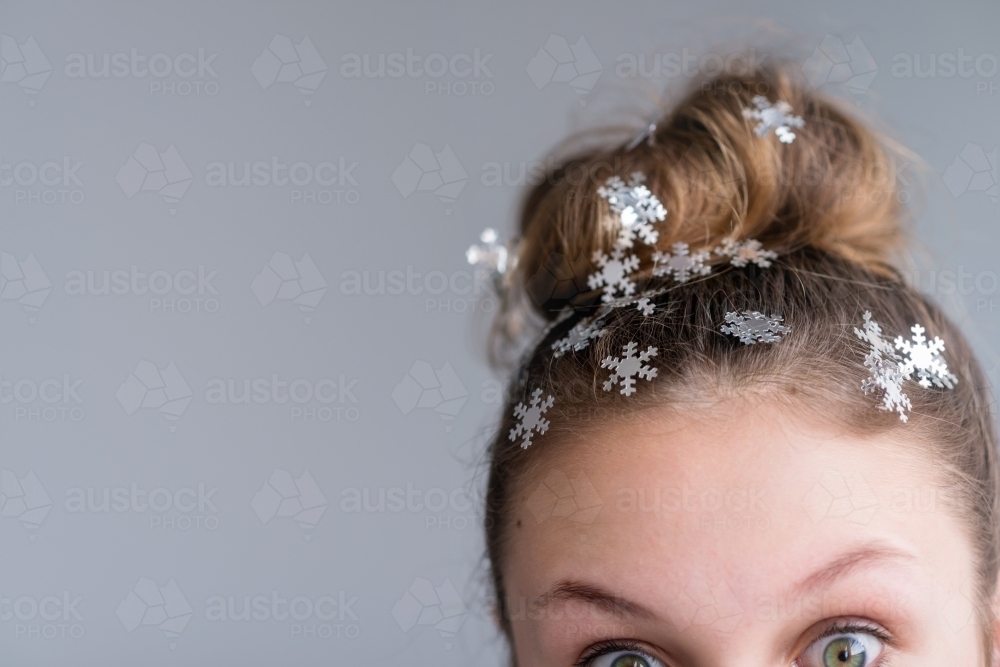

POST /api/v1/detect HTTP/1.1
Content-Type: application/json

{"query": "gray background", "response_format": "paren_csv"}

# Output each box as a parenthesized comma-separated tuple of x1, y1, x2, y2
(1, 0, 998, 664)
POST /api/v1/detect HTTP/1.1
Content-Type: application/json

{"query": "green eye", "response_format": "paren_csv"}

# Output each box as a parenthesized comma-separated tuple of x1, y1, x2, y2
(798, 631, 883, 667)
(610, 654, 650, 667)
(823, 637, 866, 667)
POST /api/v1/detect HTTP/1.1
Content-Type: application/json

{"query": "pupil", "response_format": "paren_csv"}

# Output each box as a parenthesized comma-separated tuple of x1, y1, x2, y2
(838, 649, 850, 662)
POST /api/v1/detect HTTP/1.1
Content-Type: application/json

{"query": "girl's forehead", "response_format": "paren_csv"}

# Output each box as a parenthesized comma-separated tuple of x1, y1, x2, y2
(504, 403, 973, 616)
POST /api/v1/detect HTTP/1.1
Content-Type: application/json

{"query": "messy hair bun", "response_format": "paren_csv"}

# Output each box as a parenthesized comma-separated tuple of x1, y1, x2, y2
(483, 61, 999, 656)
(509, 64, 908, 328)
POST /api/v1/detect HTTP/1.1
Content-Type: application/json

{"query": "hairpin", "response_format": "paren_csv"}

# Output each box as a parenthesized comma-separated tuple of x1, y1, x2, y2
(597, 172, 666, 249)
(715, 237, 778, 268)
(742, 95, 805, 144)
(601, 341, 659, 396)
(855, 311, 912, 421)
(624, 119, 658, 151)
(720, 311, 790, 345)
(509, 388, 555, 449)
(467, 228, 516, 294)
(652, 242, 712, 283)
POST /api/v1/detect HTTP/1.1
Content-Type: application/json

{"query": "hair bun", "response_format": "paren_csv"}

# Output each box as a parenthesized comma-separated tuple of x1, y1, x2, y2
(507, 61, 911, 324)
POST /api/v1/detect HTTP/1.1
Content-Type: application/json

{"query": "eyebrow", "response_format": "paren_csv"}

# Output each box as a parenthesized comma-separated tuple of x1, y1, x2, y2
(792, 542, 917, 597)
(533, 580, 657, 621)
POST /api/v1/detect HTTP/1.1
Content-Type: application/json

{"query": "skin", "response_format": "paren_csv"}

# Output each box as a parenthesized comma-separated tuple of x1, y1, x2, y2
(502, 397, 1000, 666)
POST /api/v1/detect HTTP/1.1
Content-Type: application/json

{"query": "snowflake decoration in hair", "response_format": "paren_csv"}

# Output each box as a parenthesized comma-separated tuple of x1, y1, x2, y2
(601, 341, 659, 396)
(742, 95, 805, 144)
(597, 172, 666, 249)
(895, 324, 959, 389)
(720, 311, 790, 345)
(862, 355, 913, 422)
(588, 246, 640, 303)
(635, 297, 655, 317)
(509, 388, 555, 449)
(652, 242, 712, 283)
(552, 318, 607, 358)
(854, 310, 912, 422)
(715, 237, 778, 269)
(853, 310, 896, 359)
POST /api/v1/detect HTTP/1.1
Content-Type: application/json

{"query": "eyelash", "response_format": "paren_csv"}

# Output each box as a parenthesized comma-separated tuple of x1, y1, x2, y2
(574, 640, 659, 667)
(814, 619, 893, 645)
(574, 620, 895, 667)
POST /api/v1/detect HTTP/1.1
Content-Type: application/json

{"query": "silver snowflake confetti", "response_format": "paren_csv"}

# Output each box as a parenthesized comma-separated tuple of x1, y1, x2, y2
(862, 352, 912, 423)
(588, 246, 640, 303)
(720, 311, 790, 345)
(652, 242, 712, 283)
(855, 310, 912, 422)
(551, 318, 607, 357)
(601, 341, 659, 396)
(895, 324, 958, 389)
(597, 172, 666, 249)
(742, 95, 805, 144)
(509, 388, 555, 449)
(635, 297, 654, 317)
(853, 310, 896, 359)
(715, 237, 778, 268)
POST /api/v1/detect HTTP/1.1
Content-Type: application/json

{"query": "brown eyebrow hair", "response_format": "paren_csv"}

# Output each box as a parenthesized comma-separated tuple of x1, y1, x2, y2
(530, 544, 915, 625)
(532, 579, 657, 621)
(792, 542, 917, 597)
